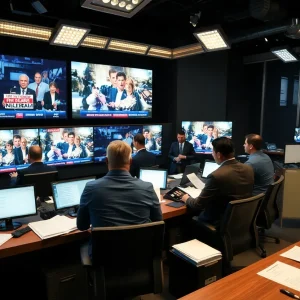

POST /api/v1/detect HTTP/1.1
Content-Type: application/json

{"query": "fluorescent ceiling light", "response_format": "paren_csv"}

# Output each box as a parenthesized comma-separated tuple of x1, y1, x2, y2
(108, 39, 149, 55)
(81, 35, 109, 49)
(50, 21, 90, 48)
(147, 46, 172, 59)
(172, 44, 204, 59)
(194, 26, 230, 52)
(81, 0, 152, 18)
(271, 48, 298, 63)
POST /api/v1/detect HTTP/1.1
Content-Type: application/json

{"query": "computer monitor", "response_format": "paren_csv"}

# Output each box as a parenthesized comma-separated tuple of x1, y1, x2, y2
(202, 161, 220, 178)
(284, 145, 300, 164)
(139, 169, 168, 189)
(180, 164, 200, 187)
(19, 171, 58, 201)
(0, 185, 37, 231)
(52, 177, 96, 217)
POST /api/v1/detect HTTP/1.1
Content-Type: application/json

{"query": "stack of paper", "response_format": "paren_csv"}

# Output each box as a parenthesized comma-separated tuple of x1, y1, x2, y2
(169, 173, 183, 179)
(0, 234, 12, 246)
(28, 215, 77, 240)
(172, 239, 222, 267)
(280, 246, 300, 262)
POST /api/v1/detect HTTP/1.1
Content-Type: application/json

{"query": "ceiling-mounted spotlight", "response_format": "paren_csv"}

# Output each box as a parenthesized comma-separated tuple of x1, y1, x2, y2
(271, 46, 298, 63)
(190, 12, 201, 27)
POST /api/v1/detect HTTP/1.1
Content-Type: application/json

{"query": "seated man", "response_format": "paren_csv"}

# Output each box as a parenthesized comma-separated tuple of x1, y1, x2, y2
(77, 140, 163, 258)
(168, 131, 195, 174)
(181, 137, 254, 226)
(130, 133, 156, 178)
(244, 134, 274, 195)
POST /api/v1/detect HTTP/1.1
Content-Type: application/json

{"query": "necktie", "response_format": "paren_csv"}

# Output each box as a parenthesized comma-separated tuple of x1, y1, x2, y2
(179, 143, 183, 154)
(22, 89, 25, 95)
(36, 84, 39, 97)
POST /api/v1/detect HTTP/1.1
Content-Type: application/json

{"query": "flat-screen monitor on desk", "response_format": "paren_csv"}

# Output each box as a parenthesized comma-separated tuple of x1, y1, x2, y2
(139, 169, 167, 189)
(52, 177, 96, 217)
(0, 185, 37, 231)
(284, 145, 300, 164)
(202, 161, 220, 178)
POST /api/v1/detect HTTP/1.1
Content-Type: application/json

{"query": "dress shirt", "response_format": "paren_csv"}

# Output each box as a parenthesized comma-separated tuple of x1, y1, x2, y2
(28, 82, 49, 102)
(115, 90, 123, 107)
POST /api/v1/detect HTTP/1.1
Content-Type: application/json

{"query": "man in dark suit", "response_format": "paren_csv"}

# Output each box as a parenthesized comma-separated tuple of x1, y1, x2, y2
(107, 71, 127, 110)
(168, 131, 195, 174)
(181, 137, 254, 226)
(2, 74, 37, 109)
(130, 133, 156, 178)
(77, 140, 162, 258)
(14, 137, 29, 165)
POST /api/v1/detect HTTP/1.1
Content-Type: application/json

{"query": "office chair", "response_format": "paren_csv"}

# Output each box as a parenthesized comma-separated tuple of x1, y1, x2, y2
(257, 175, 285, 257)
(192, 194, 264, 275)
(80, 221, 165, 300)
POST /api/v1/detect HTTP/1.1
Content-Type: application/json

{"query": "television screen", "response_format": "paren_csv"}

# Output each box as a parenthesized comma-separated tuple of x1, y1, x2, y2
(0, 54, 67, 119)
(39, 127, 93, 166)
(141, 125, 162, 155)
(181, 121, 232, 153)
(295, 128, 300, 143)
(0, 128, 39, 173)
(71, 62, 152, 119)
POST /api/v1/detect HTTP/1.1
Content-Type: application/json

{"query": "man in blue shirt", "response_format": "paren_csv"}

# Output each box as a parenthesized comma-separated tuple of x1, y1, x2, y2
(244, 134, 274, 195)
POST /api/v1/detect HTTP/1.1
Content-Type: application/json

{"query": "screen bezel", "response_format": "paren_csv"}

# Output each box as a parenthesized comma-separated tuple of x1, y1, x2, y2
(139, 168, 168, 189)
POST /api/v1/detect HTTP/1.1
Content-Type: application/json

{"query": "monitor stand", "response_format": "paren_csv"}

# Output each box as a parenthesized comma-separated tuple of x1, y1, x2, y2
(0, 218, 22, 231)
(68, 206, 79, 217)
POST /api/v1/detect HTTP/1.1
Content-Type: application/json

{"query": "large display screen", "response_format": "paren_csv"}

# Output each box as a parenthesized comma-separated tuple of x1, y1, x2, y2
(0, 128, 39, 173)
(181, 121, 232, 153)
(39, 127, 93, 166)
(71, 62, 152, 119)
(295, 128, 300, 143)
(0, 54, 67, 119)
(93, 124, 162, 162)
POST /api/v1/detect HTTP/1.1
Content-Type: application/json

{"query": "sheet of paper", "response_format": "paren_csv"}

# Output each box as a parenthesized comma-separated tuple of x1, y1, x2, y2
(179, 186, 201, 198)
(0, 234, 12, 246)
(257, 261, 300, 292)
(45, 196, 54, 204)
(169, 173, 183, 179)
(154, 187, 161, 202)
(187, 173, 205, 190)
(280, 246, 300, 262)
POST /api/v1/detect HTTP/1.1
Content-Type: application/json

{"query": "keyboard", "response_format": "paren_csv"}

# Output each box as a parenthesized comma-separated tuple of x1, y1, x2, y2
(12, 226, 32, 238)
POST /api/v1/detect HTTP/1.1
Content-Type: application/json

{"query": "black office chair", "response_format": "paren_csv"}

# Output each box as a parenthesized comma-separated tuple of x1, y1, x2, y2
(257, 175, 285, 256)
(80, 221, 165, 300)
(192, 194, 264, 275)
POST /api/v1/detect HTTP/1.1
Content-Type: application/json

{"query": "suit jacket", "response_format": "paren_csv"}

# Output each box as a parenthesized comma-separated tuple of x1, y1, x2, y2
(43, 91, 59, 110)
(14, 147, 29, 165)
(61, 143, 87, 158)
(168, 141, 195, 165)
(9, 87, 37, 109)
(186, 159, 254, 225)
(130, 149, 157, 178)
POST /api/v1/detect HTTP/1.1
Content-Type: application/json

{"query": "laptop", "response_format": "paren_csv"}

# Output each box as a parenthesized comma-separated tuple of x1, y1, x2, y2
(139, 168, 168, 189)
(179, 163, 200, 187)
(202, 161, 220, 178)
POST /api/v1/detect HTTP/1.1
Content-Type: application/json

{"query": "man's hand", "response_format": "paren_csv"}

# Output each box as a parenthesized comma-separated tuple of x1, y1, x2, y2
(181, 194, 189, 202)
(178, 154, 186, 160)
(107, 102, 116, 108)
(174, 157, 181, 162)
(41, 101, 44, 107)
(9, 172, 18, 178)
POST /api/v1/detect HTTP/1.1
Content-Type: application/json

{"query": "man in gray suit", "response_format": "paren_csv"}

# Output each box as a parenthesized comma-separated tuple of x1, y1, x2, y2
(77, 140, 162, 255)
(182, 137, 254, 226)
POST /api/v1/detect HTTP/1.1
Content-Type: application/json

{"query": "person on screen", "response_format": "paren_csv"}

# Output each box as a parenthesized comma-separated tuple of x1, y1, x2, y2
(61, 132, 76, 159)
(189, 135, 201, 150)
(143, 129, 156, 151)
(107, 72, 128, 110)
(57, 129, 69, 150)
(2, 74, 37, 109)
(122, 131, 133, 146)
(201, 125, 214, 149)
(85, 87, 108, 110)
(130, 133, 156, 178)
(100, 68, 117, 93)
(42, 70, 50, 85)
(168, 131, 195, 174)
(46, 142, 63, 161)
(13, 135, 21, 148)
(28, 72, 49, 110)
(43, 82, 60, 110)
(77, 140, 162, 258)
(0, 140, 15, 166)
(14, 137, 29, 165)
(70, 135, 88, 158)
(118, 77, 141, 111)
(244, 134, 274, 195)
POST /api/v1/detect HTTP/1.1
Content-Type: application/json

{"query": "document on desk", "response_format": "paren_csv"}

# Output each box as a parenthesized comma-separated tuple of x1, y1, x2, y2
(257, 261, 300, 291)
(178, 186, 202, 198)
(187, 173, 205, 190)
(169, 173, 183, 179)
(0, 234, 12, 246)
(280, 246, 300, 262)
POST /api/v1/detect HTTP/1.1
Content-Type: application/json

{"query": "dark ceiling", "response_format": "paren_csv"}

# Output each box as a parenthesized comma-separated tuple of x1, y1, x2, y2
(1, 0, 300, 55)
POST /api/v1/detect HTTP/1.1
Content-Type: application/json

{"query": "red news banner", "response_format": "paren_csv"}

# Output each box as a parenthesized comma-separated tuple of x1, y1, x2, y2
(3, 94, 34, 109)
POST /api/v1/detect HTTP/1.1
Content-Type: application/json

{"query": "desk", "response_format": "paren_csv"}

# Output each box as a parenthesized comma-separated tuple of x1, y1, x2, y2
(0, 200, 187, 259)
(179, 241, 300, 300)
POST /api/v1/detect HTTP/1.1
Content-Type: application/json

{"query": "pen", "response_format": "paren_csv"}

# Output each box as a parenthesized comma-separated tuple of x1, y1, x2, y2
(280, 289, 300, 299)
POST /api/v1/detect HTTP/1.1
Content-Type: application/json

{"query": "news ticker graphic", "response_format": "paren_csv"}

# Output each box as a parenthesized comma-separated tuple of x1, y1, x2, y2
(3, 94, 34, 109)
(79, 110, 150, 118)
(0, 110, 66, 119)
(44, 158, 93, 166)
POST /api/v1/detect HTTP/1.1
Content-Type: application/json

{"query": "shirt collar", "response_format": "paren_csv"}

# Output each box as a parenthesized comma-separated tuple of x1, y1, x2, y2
(220, 157, 235, 166)
(137, 148, 146, 153)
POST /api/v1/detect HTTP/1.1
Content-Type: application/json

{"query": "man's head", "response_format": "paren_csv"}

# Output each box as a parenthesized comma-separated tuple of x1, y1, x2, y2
(212, 137, 235, 164)
(143, 129, 150, 139)
(106, 140, 132, 171)
(133, 133, 145, 150)
(19, 74, 29, 89)
(203, 124, 208, 134)
(28, 145, 43, 163)
(116, 72, 126, 91)
(21, 137, 27, 149)
(207, 125, 214, 137)
(177, 131, 186, 144)
(244, 134, 263, 154)
(13, 135, 21, 148)
(109, 69, 117, 87)
(34, 72, 42, 84)
(62, 129, 69, 142)
(68, 132, 75, 145)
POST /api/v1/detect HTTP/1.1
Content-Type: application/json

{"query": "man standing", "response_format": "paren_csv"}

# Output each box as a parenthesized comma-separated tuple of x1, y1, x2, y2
(108, 72, 127, 110)
(14, 137, 29, 165)
(61, 132, 76, 159)
(28, 72, 49, 110)
(181, 137, 254, 225)
(168, 131, 195, 174)
(130, 133, 156, 178)
(77, 140, 162, 256)
(244, 134, 274, 195)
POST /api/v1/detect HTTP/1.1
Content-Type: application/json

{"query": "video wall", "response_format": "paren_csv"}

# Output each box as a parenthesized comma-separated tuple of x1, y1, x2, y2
(0, 54, 67, 119)
(182, 121, 232, 153)
(0, 124, 162, 173)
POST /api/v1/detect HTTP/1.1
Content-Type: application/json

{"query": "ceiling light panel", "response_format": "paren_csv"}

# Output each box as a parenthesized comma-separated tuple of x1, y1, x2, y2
(271, 49, 298, 63)
(147, 46, 172, 59)
(81, 0, 152, 18)
(173, 44, 204, 59)
(108, 39, 149, 55)
(81, 35, 109, 49)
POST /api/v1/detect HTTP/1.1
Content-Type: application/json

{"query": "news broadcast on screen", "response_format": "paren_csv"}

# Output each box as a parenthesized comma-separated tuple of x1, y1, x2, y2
(182, 121, 232, 153)
(0, 54, 67, 119)
(71, 61, 153, 119)
(39, 127, 94, 166)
